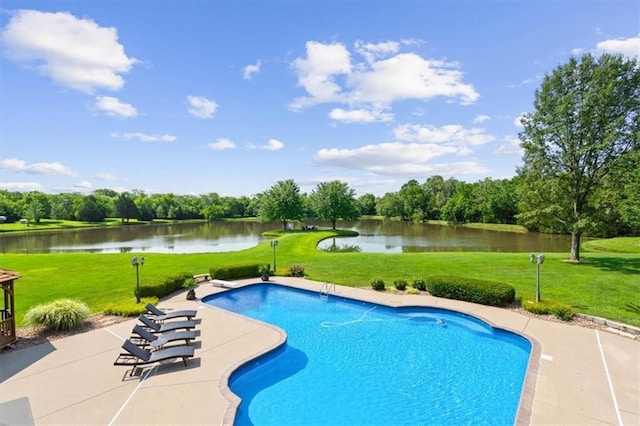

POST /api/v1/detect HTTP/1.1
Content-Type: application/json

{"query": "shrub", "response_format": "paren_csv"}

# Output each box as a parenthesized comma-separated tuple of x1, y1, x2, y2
(412, 277, 427, 291)
(370, 277, 385, 291)
(425, 275, 515, 307)
(551, 304, 575, 321)
(103, 297, 159, 317)
(211, 264, 263, 279)
(522, 300, 575, 321)
(394, 279, 408, 291)
(288, 265, 305, 277)
(24, 299, 91, 331)
(522, 301, 550, 315)
(406, 287, 420, 295)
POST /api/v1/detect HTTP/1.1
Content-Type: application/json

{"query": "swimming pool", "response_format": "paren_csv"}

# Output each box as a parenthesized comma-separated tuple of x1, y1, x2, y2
(203, 284, 532, 425)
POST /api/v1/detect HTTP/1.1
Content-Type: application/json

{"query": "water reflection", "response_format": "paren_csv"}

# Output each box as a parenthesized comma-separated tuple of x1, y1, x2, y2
(0, 219, 572, 254)
(314, 220, 571, 253)
(0, 221, 274, 254)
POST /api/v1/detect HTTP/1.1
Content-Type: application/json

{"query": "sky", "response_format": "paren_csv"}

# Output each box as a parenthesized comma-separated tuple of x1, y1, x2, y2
(0, 1, 638, 198)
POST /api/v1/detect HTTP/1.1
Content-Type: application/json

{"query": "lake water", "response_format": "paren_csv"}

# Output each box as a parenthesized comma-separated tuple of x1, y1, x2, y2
(0, 219, 571, 254)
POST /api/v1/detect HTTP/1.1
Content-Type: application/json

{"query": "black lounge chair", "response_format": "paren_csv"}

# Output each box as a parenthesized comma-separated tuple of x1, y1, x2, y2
(114, 339, 194, 375)
(138, 314, 197, 333)
(131, 324, 196, 347)
(145, 303, 197, 321)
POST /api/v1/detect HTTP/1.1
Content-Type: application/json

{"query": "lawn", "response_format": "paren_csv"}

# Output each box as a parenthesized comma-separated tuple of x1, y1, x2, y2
(2, 231, 639, 327)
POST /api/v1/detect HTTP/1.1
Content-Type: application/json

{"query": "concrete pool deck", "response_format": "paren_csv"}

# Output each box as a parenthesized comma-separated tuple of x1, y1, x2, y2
(1, 277, 638, 425)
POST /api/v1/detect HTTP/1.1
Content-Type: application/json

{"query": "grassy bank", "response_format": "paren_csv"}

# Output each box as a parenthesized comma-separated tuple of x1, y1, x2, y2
(2, 231, 639, 327)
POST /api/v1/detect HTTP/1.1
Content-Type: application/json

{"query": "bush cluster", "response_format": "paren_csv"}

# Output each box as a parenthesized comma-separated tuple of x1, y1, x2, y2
(522, 300, 575, 321)
(425, 275, 516, 307)
(412, 278, 427, 291)
(394, 279, 408, 291)
(211, 264, 263, 279)
(370, 277, 385, 291)
(288, 265, 305, 277)
(24, 299, 91, 331)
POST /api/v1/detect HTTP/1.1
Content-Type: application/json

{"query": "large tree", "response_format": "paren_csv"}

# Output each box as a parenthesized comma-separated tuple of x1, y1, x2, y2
(257, 179, 305, 230)
(114, 192, 140, 223)
(517, 53, 639, 261)
(309, 180, 360, 229)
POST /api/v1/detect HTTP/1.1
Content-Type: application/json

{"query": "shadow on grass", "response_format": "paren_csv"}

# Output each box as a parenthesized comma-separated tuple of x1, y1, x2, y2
(572, 256, 640, 275)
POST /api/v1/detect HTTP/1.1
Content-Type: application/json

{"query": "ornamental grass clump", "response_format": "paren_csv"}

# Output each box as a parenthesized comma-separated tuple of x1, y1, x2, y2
(24, 299, 91, 331)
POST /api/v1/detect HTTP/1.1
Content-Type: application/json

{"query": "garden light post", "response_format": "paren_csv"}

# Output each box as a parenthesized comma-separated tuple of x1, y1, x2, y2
(270, 240, 279, 273)
(530, 253, 545, 302)
(131, 256, 145, 303)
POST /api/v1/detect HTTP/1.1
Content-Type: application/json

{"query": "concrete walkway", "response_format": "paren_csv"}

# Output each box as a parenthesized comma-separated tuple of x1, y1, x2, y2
(1, 277, 638, 425)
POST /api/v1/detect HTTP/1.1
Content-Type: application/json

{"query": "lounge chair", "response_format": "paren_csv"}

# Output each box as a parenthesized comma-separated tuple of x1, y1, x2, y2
(138, 314, 197, 333)
(145, 303, 197, 321)
(114, 339, 195, 375)
(131, 324, 197, 348)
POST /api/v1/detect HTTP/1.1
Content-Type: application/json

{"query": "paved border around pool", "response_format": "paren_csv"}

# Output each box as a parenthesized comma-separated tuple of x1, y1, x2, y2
(1, 276, 638, 425)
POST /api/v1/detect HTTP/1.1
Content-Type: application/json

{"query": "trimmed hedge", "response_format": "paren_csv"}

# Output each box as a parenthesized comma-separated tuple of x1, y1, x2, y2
(426, 275, 515, 307)
(210, 264, 264, 280)
(138, 272, 191, 298)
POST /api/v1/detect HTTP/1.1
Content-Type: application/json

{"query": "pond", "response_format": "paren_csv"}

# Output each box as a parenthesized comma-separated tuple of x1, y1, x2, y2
(315, 220, 571, 253)
(0, 219, 571, 254)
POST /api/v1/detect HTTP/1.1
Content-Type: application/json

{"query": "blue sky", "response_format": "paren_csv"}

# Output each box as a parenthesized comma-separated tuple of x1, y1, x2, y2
(1, 1, 638, 197)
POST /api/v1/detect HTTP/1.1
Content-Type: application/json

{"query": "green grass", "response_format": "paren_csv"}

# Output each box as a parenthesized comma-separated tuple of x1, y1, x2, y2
(583, 237, 640, 253)
(2, 231, 639, 327)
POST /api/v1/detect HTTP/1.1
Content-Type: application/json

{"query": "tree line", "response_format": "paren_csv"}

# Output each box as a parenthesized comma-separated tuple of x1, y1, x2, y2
(1, 53, 638, 262)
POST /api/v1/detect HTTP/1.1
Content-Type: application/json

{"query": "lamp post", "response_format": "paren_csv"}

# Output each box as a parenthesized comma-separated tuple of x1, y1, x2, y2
(270, 240, 279, 273)
(131, 256, 145, 303)
(530, 253, 545, 302)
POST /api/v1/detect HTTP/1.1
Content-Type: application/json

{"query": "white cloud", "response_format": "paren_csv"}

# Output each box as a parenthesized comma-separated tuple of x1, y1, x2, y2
(494, 136, 523, 156)
(354, 40, 400, 64)
(514, 113, 526, 128)
(208, 138, 236, 150)
(187, 95, 218, 118)
(596, 35, 640, 58)
(472, 114, 490, 123)
(110, 133, 176, 142)
(94, 96, 138, 117)
(0, 10, 137, 93)
(261, 139, 284, 151)
(393, 124, 495, 146)
(96, 172, 118, 181)
(314, 142, 487, 177)
(290, 40, 479, 112)
(290, 41, 352, 109)
(329, 108, 393, 123)
(0, 158, 77, 176)
(243, 60, 261, 80)
(73, 180, 93, 190)
(0, 181, 44, 191)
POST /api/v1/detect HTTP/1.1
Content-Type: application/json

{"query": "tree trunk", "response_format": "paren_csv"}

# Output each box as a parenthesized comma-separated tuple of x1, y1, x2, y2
(570, 232, 581, 262)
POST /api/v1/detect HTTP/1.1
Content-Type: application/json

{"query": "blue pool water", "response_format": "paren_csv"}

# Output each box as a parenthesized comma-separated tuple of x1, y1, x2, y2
(203, 284, 531, 425)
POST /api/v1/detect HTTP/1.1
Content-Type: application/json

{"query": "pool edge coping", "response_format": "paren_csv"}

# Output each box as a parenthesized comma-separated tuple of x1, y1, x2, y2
(207, 279, 541, 425)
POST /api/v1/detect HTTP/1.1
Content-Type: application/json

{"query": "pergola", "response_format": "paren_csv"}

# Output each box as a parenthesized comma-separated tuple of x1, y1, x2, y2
(0, 269, 20, 349)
